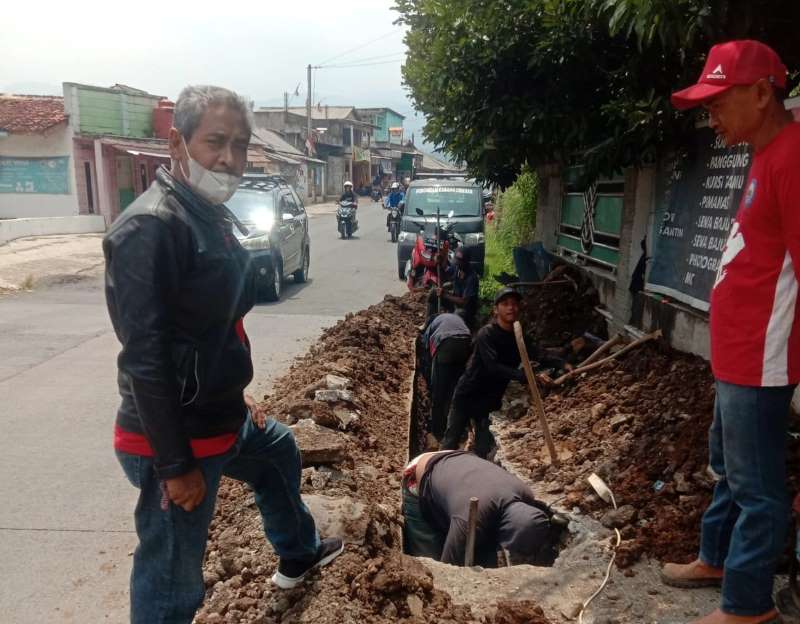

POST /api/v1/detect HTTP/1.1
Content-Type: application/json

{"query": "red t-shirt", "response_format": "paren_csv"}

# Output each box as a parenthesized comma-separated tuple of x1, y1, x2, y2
(710, 122, 800, 386)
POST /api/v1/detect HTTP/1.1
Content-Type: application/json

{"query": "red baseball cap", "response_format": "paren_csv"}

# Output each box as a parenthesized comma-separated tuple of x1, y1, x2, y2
(671, 40, 787, 110)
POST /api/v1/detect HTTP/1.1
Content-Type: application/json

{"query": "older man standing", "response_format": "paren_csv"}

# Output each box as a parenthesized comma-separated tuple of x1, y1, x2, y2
(104, 85, 342, 623)
(662, 41, 799, 624)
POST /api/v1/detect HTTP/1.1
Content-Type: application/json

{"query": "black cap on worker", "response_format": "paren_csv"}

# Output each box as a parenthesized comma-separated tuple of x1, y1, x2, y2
(494, 287, 522, 305)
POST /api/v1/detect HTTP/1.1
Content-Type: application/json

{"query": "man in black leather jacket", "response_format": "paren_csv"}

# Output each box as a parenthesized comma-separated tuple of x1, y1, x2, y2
(104, 85, 342, 624)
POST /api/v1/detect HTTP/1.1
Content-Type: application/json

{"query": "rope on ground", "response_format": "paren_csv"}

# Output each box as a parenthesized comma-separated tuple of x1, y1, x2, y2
(578, 475, 622, 624)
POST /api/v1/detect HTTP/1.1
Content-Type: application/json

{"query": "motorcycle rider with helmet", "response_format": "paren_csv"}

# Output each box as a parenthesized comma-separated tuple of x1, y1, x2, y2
(339, 180, 358, 205)
(385, 182, 405, 229)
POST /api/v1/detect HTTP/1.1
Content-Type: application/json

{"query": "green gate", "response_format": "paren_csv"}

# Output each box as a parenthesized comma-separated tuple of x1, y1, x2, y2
(556, 167, 623, 271)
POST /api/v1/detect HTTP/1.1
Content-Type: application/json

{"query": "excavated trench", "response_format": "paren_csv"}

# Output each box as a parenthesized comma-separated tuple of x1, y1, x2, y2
(193, 281, 800, 623)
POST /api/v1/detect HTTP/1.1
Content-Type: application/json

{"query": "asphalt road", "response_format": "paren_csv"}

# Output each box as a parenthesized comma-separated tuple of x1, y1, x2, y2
(0, 201, 405, 623)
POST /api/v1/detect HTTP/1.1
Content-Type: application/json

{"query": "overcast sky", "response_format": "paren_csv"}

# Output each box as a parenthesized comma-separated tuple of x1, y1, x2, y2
(2, 0, 432, 147)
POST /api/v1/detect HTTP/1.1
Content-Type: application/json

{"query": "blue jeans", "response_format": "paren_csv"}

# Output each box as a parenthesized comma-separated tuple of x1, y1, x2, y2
(116, 417, 320, 624)
(699, 380, 794, 616)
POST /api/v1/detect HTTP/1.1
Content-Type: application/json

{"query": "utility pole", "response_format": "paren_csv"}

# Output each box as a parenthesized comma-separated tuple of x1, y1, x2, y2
(306, 64, 312, 156)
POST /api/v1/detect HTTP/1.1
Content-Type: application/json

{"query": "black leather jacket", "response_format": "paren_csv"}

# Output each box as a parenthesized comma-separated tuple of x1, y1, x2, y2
(104, 167, 256, 479)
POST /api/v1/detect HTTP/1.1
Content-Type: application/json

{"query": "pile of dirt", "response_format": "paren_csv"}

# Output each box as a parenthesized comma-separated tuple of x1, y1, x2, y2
(518, 269, 607, 349)
(497, 284, 800, 569)
(195, 293, 543, 623)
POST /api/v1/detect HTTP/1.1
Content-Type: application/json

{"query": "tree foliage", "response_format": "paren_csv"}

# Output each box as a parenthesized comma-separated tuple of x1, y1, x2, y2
(395, 0, 800, 187)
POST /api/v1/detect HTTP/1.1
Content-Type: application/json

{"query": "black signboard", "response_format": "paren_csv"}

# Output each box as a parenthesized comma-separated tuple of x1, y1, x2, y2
(647, 128, 751, 311)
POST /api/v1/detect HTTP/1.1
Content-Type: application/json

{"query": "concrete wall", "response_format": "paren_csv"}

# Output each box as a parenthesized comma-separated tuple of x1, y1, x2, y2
(0, 215, 106, 245)
(327, 156, 346, 196)
(535, 162, 711, 355)
(0, 124, 80, 218)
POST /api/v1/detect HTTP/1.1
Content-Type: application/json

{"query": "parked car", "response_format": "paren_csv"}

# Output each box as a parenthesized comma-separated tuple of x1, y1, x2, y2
(396, 178, 485, 280)
(226, 175, 310, 301)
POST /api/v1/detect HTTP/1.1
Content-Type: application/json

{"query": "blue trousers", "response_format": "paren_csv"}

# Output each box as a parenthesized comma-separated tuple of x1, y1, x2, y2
(117, 417, 319, 624)
(699, 380, 794, 615)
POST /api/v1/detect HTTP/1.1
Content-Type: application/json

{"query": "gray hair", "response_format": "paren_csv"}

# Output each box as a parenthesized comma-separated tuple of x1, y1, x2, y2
(173, 85, 253, 141)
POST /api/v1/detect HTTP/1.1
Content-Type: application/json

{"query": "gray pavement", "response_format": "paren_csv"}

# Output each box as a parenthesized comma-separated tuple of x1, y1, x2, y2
(0, 201, 405, 623)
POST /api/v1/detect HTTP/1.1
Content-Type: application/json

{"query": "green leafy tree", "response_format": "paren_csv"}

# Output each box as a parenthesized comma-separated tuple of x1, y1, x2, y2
(395, 0, 800, 187)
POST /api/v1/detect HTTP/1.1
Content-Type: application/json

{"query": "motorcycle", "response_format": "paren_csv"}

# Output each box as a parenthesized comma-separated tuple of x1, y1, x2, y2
(336, 200, 358, 239)
(371, 186, 382, 203)
(405, 209, 461, 312)
(385, 197, 402, 243)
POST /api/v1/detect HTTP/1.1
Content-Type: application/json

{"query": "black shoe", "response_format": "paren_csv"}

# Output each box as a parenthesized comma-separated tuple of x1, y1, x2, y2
(271, 537, 344, 589)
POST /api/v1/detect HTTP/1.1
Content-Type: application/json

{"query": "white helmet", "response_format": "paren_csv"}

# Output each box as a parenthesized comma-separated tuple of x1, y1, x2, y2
(391, 182, 399, 189)
(344, 180, 353, 187)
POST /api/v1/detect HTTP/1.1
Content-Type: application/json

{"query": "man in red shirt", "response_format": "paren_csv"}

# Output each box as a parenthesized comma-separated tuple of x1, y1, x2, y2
(662, 41, 799, 624)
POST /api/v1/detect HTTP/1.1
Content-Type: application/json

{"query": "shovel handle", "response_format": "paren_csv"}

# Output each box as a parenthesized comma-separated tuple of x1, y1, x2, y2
(513, 322, 559, 467)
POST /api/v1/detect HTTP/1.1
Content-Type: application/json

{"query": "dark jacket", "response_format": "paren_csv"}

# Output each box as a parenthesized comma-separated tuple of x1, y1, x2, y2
(452, 322, 526, 412)
(103, 167, 256, 479)
(339, 190, 357, 203)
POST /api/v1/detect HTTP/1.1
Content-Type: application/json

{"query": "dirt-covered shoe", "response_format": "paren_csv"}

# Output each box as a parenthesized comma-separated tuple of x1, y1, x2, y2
(661, 558, 723, 588)
(271, 537, 345, 590)
(690, 607, 782, 623)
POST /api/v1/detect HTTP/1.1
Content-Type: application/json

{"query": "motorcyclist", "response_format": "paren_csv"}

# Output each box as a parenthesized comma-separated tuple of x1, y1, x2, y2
(339, 181, 358, 205)
(385, 182, 405, 229)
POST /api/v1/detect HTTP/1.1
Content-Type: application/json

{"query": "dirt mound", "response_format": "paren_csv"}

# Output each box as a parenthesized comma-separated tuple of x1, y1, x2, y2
(500, 284, 800, 568)
(489, 600, 552, 624)
(195, 293, 486, 623)
(518, 269, 606, 348)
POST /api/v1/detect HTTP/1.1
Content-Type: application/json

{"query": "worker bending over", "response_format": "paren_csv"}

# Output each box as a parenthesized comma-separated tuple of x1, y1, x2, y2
(402, 450, 566, 567)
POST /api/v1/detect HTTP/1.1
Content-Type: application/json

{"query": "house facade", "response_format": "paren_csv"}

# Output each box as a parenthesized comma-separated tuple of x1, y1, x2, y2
(0, 95, 79, 218)
(255, 105, 375, 195)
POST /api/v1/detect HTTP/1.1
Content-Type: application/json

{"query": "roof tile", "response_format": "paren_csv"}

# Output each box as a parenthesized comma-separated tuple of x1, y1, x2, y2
(0, 95, 67, 134)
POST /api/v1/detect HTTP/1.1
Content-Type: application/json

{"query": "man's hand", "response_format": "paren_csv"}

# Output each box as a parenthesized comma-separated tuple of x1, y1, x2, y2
(245, 394, 266, 429)
(536, 373, 554, 387)
(165, 468, 206, 512)
(436, 287, 444, 298)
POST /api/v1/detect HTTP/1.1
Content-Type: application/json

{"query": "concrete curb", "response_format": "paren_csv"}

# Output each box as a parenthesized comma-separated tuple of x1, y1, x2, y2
(0, 215, 106, 246)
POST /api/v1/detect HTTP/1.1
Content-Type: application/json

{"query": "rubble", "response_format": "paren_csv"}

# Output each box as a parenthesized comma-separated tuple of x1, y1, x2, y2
(196, 293, 487, 624)
(290, 419, 350, 466)
(492, 272, 800, 569)
(303, 494, 370, 545)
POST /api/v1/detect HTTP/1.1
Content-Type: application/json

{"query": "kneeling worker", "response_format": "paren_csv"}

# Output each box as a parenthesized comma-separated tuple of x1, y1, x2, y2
(402, 450, 566, 567)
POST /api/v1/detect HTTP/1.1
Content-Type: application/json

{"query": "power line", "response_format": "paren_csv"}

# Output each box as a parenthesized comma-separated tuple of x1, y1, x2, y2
(318, 51, 405, 68)
(322, 58, 404, 69)
(317, 30, 403, 66)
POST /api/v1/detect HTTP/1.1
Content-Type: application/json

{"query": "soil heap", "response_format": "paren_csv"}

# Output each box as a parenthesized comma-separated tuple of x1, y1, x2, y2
(495, 274, 800, 569)
(194, 293, 551, 624)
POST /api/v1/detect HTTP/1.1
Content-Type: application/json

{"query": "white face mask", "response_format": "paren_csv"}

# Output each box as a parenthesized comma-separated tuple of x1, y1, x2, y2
(179, 137, 241, 205)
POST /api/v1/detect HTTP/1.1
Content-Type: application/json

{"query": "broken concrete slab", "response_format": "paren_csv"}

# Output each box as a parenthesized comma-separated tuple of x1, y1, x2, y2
(325, 374, 351, 390)
(333, 406, 360, 430)
(314, 388, 356, 404)
(290, 419, 349, 466)
(302, 494, 369, 545)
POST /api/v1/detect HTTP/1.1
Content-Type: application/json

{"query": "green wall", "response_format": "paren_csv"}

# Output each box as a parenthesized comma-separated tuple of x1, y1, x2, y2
(77, 87, 157, 137)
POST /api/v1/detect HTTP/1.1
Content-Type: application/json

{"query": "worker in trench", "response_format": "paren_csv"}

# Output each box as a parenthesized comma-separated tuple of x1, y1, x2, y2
(104, 85, 342, 624)
(420, 311, 472, 447)
(440, 287, 559, 458)
(435, 247, 481, 330)
(401, 450, 568, 567)
(662, 41, 800, 624)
